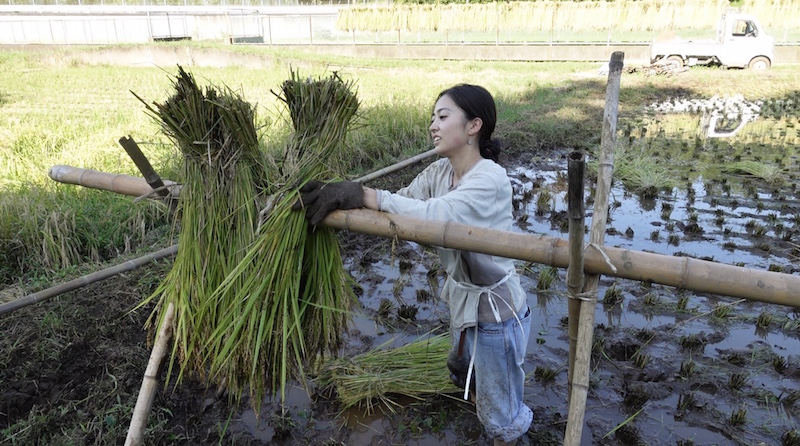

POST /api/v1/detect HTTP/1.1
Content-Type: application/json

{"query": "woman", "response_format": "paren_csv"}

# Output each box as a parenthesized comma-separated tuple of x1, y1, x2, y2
(295, 84, 532, 446)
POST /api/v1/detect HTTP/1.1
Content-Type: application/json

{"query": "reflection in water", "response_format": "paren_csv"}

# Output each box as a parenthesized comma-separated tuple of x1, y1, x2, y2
(603, 303, 623, 327)
(645, 95, 762, 138)
(704, 110, 758, 138)
(535, 290, 561, 316)
(239, 385, 313, 443)
(510, 164, 796, 271)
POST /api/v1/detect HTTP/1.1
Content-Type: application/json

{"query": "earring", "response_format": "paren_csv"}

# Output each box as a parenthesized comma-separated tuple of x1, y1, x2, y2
(467, 138, 472, 145)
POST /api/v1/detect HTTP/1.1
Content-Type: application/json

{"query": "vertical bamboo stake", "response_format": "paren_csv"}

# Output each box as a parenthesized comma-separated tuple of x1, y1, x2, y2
(564, 51, 624, 446)
(121, 138, 178, 446)
(565, 151, 586, 403)
(125, 301, 175, 446)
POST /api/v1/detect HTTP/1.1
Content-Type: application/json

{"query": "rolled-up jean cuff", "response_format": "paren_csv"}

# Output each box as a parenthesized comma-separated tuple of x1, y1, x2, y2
(492, 405, 533, 442)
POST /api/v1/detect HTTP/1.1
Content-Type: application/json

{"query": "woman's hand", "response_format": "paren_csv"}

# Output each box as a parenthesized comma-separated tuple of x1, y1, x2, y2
(292, 180, 364, 225)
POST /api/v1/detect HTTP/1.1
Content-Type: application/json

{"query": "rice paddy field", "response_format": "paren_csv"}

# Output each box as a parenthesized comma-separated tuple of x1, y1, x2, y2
(1, 44, 799, 445)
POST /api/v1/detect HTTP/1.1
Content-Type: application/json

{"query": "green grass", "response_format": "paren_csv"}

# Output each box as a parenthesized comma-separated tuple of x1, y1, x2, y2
(536, 265, 559, 290)
(0, 185, 169, 284)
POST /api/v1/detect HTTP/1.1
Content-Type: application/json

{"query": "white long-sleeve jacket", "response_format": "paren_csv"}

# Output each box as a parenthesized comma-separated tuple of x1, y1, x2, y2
(376, 157, 527, 331)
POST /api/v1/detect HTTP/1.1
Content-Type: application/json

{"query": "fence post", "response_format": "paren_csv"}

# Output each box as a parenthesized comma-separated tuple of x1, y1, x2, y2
(268, 15, 272, 44)
(146, 10, 153, 41)
(48, 16, 55, 43)
(564, 51, 624, 446)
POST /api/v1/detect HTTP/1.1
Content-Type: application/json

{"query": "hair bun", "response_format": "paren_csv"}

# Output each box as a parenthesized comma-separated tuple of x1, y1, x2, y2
(479, 138, 502, 163)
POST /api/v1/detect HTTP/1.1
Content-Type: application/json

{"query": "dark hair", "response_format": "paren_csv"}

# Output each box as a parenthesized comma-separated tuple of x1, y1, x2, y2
(436, 84, 501, 162)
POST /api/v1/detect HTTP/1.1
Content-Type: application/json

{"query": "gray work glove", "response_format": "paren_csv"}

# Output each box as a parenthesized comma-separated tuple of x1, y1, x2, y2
(292, 180, 364, 226)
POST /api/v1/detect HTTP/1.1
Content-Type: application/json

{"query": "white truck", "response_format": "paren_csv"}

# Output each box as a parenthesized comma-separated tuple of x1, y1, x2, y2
(650, 12, 774, 70)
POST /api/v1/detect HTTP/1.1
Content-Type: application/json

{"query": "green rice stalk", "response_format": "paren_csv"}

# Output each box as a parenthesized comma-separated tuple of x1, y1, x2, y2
(615, 158, 678, 197)
(602, 406, 645, 439)
(722, 160, 784, 184)
(594, 143, 678, 197)
(317, 333, 459, 413)
(202, 70, 360, 410)
(133, 66, 267, 388)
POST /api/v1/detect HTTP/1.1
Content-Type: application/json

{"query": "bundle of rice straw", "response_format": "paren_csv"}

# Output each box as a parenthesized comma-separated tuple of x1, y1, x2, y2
(134, 66, 267, 387)
(317, 333, 459, 413)
(136, 67, 360, 412)
(201, 70, 360, 408)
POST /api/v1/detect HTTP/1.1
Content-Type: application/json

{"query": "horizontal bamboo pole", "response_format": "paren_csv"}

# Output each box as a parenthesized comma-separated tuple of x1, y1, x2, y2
(0, 245, 178, 317)
(322, 209, 800, 308)
(354, 148, 438, 183)
(50, 149, 437, 201)
(48, 166, 800, 307)
(48, 165, 181, 199)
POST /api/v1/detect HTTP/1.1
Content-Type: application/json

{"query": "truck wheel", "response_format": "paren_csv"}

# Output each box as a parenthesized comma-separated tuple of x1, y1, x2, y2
(666, 55, 683, 68)
(748, 56, 770, 70)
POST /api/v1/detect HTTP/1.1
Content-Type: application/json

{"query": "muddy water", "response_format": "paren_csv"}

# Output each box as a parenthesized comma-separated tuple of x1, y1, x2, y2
(238, 113, 799, 445)
(502, 141, 799, 444)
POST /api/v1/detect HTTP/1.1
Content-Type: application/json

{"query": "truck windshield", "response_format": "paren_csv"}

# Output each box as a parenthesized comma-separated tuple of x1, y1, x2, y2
(733, 20, 758, 37)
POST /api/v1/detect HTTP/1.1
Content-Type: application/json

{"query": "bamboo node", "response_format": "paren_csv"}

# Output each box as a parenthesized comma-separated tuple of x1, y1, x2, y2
(678, 256, 691, 290)
(587, 243, 617, 273)
(546, 237, 558, 266)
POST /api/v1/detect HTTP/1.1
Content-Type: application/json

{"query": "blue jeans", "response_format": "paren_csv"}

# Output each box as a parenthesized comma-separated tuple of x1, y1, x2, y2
(457, 306, 533, 442)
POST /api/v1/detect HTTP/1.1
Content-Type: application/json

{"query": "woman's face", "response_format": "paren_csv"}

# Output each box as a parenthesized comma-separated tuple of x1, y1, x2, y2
(430, 94, 472, 157)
